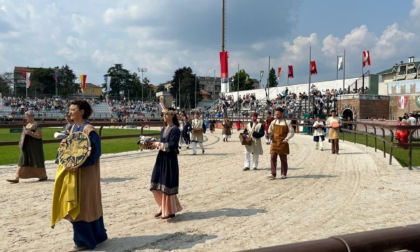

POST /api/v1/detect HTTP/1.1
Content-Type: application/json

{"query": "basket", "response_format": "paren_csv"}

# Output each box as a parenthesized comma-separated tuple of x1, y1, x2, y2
(239, 133, 252, 146)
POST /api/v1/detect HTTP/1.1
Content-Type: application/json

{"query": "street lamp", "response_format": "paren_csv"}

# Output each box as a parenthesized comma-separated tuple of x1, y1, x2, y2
(138, 67, 147, 103)
(54, 66, 59, 97)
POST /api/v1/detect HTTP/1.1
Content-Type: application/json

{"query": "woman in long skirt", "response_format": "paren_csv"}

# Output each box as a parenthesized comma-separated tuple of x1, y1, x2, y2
(150, 107, 183, 219)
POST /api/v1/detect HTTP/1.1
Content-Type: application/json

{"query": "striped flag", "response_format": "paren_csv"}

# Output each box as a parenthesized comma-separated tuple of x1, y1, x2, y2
(363, 51, 371, 67)
(80, 74, 87, 92)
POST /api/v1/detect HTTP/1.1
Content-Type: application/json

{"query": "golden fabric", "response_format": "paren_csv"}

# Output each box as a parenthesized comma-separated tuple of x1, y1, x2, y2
(51, 163, 81, 228)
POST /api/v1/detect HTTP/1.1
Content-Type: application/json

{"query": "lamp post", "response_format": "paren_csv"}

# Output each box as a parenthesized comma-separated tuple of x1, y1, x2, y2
(138, 67, 147, 104)
(54, 66, 59, 97)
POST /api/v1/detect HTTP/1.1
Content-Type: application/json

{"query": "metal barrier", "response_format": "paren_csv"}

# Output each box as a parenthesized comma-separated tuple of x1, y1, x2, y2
(0, 121, 165, 146)
(243, 223, 420, 252)
(339, 121, 420, 170)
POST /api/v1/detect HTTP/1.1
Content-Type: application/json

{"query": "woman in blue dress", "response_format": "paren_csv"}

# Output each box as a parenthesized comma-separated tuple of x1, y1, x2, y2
(52, 99, 107, 251)
(150, 107, 183, 219)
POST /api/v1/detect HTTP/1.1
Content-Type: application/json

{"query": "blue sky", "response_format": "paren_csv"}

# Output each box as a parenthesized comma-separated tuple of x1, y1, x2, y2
(0, 0, 419, 88)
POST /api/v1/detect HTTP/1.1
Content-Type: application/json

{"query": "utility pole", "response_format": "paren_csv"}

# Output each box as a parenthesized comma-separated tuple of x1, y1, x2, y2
(138, 67, 147, 104)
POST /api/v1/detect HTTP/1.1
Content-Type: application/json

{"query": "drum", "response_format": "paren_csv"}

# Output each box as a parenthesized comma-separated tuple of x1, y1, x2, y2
(331, 122, 340, 129)
(57, 132, 91, 168)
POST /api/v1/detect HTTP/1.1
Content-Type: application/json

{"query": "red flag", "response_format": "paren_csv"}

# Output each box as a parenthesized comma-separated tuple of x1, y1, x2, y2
(363, 51, 371, 67)
(277, 67, 282, 78)
(219, 51, 229, 82)
(288, 65, 294, 78)
(310, 61, 317, 75)
(80, 74, 87, 92)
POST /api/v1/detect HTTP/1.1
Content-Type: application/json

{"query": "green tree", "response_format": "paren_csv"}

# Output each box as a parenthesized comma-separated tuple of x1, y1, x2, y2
(171, 67, 200, 109)
(232, 69, 253, 91)
(0, 72, 13, 96)
(57, 65, 78, 98)
(268, 68, 278, 88)
(105, 64, 133, 100)
(30, 68, 55, 97)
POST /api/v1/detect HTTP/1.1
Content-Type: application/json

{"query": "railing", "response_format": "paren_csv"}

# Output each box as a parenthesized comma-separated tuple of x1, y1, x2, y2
(243, 223, 420, 252)
(339, 121, 420, 170)
(0, 121, 165, 147)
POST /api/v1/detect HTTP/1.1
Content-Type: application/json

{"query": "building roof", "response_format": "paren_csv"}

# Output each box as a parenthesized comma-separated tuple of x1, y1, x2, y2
(376, 61, 420, 75)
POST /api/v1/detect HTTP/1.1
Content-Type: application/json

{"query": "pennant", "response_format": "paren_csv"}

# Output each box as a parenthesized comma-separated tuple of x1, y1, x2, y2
(363, 51, 371, 67)
(288, 65, 294, 78)
(219, 51, 229, 83)
(310, 61, 317, 75)
(80, 74, 87, 92)
(104, 75, 111, 92)
(277, 67, 282, 78)
(260, 71, 264, 79)
(338, 56, 343, 70)
(53, 72, 59, 84)
(26, 72, 31, 88)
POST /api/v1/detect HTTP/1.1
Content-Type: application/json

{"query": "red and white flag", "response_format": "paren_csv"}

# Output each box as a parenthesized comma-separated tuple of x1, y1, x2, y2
(363, 51, 371, 67)
(277, 67, 282, 79)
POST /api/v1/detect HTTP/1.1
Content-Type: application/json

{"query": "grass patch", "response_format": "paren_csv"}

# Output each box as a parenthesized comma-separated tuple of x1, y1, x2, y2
(0, 128, 160, 166)
(340, 132, 420, 167)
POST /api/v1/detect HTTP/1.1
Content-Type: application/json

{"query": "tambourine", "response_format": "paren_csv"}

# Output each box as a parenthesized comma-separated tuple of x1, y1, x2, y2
(137, 135, 159, 151)
(57, 132, 91, 168)
(331, 122, 340, 129)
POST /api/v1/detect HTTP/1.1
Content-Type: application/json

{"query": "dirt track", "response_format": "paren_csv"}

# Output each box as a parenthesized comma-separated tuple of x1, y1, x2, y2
(1, 129, 420, 251)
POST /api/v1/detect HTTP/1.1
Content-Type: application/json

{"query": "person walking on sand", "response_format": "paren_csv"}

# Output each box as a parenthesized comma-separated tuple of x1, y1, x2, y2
(149, 107, 183, 219)
(7, 110, 47, 183)
(222, 116, 232, 142)
(243, 112, 265, 171)
(191, 111, 206, 155)
(51, 99, 108, 251)
(312, 116, 325, 151)
(267, 107, 295, 179)
(326, 110, 341, 154)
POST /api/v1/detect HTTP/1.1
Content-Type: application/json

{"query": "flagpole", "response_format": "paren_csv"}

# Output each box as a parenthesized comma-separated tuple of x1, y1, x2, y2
(308, 46, 311, 115)
(336, 56, 339, 80)
(267, 56, 270, 101)
(343, 50, 346, 92)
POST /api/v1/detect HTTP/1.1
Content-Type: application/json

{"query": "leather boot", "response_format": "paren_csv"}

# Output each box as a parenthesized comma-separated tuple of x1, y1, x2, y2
(6, 178, 19, 183)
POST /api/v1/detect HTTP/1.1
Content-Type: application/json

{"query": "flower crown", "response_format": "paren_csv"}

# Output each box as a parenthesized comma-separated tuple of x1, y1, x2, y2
(162, 108, 177, 115)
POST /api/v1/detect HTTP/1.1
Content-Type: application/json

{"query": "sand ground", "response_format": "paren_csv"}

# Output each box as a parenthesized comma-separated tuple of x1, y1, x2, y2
(1, 128, 420, 252)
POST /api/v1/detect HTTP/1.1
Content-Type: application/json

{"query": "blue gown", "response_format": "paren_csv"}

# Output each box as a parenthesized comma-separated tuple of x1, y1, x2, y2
(150, 125, 181, 195)
(71, 122, 107, 250)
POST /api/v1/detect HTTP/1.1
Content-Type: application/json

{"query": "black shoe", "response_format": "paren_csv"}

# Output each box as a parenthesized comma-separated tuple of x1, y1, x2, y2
(243, 167, 250, 171)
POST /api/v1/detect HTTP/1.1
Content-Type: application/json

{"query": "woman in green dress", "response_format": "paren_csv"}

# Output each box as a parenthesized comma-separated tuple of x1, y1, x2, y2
(6, 110, 47, 183)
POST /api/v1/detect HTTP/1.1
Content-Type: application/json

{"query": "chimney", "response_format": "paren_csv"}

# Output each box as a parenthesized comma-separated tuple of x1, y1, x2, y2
(408, 56, 414, 63)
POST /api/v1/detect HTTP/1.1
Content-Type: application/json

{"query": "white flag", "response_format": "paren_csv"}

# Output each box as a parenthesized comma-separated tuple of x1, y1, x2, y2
(26, 72, 31, 88)
(337, 56, 343, 70)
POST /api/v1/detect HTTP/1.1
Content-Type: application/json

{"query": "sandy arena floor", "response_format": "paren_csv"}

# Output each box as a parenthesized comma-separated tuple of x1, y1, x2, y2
(1, 128, 420, 251)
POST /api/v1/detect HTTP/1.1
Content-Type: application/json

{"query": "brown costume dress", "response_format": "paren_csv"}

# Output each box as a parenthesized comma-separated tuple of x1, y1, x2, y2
(270, 119, 289, 177)
(16, 122, 47, 180)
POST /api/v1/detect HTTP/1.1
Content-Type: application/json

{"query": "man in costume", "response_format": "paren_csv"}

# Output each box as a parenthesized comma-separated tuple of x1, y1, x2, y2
(243, 112, 265, 171)
(267, 107, 295, 179)
(265, 111, 274, 145)
(326, 110, 341, 154)
(191, 111, 206, 155)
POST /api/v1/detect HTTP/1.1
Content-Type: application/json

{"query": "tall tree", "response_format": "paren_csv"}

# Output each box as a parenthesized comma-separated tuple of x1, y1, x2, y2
(0, 72, 13, 96)
(30, 68, 55, 96)
(57, 65, 78, 98)
(105, 64, 132, 100)
(232, 69, 253, 91)
(268, 68, 277, 88)
(171, 67, 200, 109)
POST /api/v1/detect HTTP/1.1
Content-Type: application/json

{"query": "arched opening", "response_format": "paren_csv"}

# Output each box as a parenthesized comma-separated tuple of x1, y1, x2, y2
(342, 108, 353, 121)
